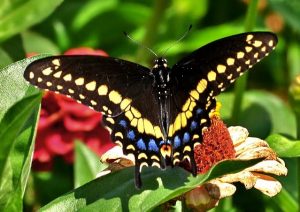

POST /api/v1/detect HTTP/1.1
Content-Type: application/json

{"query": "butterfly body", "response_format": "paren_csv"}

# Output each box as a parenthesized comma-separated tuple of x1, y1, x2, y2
(24, 32, 278, 188)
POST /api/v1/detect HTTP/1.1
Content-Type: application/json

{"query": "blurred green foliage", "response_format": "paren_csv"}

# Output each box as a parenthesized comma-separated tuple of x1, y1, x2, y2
(0, 0, 299, 211)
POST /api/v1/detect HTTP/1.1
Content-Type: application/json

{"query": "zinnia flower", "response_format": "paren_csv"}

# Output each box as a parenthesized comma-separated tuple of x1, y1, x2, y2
(185, 117, 287, 211)
(32, 47, 114, 171)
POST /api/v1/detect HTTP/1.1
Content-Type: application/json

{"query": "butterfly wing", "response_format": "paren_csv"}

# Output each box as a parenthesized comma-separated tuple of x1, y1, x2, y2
(24, 55, 165, 188)
(168, 32, 278, 173)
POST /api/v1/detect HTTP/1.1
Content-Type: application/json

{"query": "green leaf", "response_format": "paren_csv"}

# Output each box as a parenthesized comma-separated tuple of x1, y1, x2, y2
(74, 141, 108, 188)
(156, 23, 243, 57)
(41, 159, 260, 212)
(22, 31, 60, 55)
(0, 93, 41, 211)
(266, 134, 300, 157)
(271, 187, 298, 212)
(219, 90, 296, 138)
(0, 55, 48, 122)
(72, 0, 118, 31)
(0, 48, 13, 68)
(0, 0, 63, 42)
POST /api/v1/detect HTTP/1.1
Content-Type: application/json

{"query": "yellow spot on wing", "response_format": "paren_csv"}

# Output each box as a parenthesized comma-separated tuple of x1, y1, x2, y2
(217, 64, 226, 73)
(29, 72, 34, 79)
(98, 85, 108, 95)
(46, 82, 52, 86)
(227, 74, 233, 80)
(125, 111, 133, 120)
(268, 40, 274, 47)
(109, 90, 122, 104)
(206, 71, 217, 84)
(245, 46, 252, 52)
(261, 46, 266, 52)
(115, 132, 123, 139)
(91, 100, 97, 105)
(190, 90, 199, 100)
(52, 59, 60, 66)
(189, 101, 196, 112)
(227, 58, 235, 66)
(139, 162, 148, 172)
(127, 145, 135, 151)
(79, 94, 85, 99)
(192, 134, 199, 140)
(68, 88, 74, 93)
(57, 85, 63, 90)
(237, 51, 245, 59)
(154, 126, 163, 139)
(106, 117, 115, 124)
(185, 110, 192, 119)
(151, 155, 160, 161)
(42, 67, 53, 76)
(152, 162, 161, 168)
(168, 124, 174, 137)
(253, 40, 262, 47)
(63, 74, 72, 81)
(182, 98, 191, 111)
(246, 34, 253, 41)
(86, 81, 96, 91)
(173, 114, 181, 132)
(183, 146, 191, 153)
(75, 77, 84, 85)
(173, 152, 180, 158)
(131, 118, 138, 127)
(120, 98, 132, 110)
(138, 153, 147, 160)
(144, 119, 155, 136)
(197, 79, 208, 92)
(131, 107, 141, 118)
(53, 71, 62, 78)
(137, 119, 144, 133)
(181, 113, 187, 127)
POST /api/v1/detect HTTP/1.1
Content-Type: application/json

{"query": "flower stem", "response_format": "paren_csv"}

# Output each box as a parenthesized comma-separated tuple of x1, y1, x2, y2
(296, 114, 300, 212)
(230, 0, 258, 123)
(136, 0, 168, 64)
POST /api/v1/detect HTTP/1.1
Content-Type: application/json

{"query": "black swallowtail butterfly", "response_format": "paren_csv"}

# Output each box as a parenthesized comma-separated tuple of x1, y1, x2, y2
(24, 32, 277, 188)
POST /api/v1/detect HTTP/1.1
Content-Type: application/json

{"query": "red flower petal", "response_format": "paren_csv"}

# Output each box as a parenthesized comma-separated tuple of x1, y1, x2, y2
(44, 129, 75, 155)
(64, 47, 108, 57)
(63, 113, 101, 132)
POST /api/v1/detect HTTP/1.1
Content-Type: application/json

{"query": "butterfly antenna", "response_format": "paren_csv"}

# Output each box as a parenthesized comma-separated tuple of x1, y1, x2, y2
(160, 25, 192, 57)
(123, 31, 158, 57)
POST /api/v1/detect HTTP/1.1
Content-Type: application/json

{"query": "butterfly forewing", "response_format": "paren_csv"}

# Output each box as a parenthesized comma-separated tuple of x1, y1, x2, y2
(24, 55, 150, 116)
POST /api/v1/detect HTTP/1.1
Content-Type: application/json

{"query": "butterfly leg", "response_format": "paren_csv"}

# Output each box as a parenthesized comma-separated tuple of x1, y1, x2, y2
(135, 161, 142, 189)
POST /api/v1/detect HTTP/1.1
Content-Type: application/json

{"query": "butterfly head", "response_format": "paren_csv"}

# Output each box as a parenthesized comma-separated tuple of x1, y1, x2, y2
(152, 57, 168, 70)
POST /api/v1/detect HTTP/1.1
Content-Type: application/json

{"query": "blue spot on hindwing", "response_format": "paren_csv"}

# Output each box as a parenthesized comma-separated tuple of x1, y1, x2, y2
(183, 132, 190, 143)
(119, 120, 127, 128)
(190, 121, 198, 131)
(196, 108, 203, 115)
(127, 130, 135, 140)
(174, 136, 181, 149)
(137, 138, 146, 150)
(148, 139, 159, 152)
